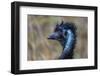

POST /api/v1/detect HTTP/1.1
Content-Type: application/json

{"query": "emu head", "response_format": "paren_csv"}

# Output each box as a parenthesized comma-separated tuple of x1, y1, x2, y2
(48, 21, 76, 59)
(48, 21, 67, 41)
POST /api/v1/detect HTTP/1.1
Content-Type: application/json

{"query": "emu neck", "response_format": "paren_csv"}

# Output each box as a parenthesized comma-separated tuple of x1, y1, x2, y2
(59, 30, 75, 59)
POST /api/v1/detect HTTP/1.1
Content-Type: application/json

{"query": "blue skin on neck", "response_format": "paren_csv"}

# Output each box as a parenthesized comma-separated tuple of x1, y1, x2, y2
(59, 29, 75, 59)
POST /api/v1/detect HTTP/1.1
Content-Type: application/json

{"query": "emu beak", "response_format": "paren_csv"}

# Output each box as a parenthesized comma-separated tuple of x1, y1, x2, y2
(48, 33, 58, 40)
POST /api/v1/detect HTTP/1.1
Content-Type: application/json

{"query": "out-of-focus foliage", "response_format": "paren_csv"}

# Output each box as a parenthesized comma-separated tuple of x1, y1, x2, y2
(28, 15, 88, 61)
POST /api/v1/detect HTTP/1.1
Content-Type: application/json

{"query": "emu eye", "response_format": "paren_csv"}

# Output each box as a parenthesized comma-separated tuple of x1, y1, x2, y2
(63, 30, 67, 37)
(64, 31, 67, 35)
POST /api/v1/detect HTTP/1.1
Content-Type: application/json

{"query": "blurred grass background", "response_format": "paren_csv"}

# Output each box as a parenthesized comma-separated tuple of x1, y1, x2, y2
(28, 15, 88, 61)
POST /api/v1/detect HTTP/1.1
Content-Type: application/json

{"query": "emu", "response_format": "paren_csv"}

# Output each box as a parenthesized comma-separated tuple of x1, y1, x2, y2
(48, 21, 76, 59)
